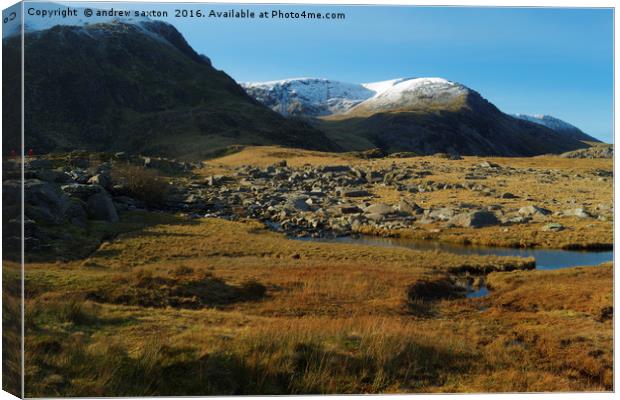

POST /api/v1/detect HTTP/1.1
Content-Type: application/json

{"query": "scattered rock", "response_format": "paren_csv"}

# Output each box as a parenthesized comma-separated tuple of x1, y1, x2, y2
(448, 210, 499, 228)
(500, 192, 518, 199)
(428, 207, 455, 221)
(563, 207, 592, 219)
(518, 205, 552, 218)
(560, 144, 613, 159)
(87, 174, 111, 189)
(86, 191, 119, 222)
(24, 179, 70, 214)
(332, 205, 362, 215)
(61, 183, 104, 200)
(63, 198, 88, 228)
(320, 165, 351, 173)
(398, 199, 423, 214)
(342, 189, 371, 198)
(542, 223, 564, 232)
(363, 203, 395, 216)
(287, 197, 311, 212)
(478, 161, 500, 168)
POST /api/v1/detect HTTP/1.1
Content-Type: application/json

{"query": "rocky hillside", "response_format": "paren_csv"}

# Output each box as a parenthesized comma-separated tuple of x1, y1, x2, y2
(3, 21, 339, 160)
(560, 143, 613, 159)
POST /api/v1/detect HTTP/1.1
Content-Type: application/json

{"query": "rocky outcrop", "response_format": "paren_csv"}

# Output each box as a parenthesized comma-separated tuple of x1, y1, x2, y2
(2, 153, 194, 253)
(448, 211, 499, 229)
(560, 144, 613, 159)
(5, 151, 612, 254)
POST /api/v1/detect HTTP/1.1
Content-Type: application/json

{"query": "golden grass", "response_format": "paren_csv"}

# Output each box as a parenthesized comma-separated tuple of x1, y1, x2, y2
(3, 261, 22, 397)
(198, 146, 356, 171)
(21, 213, 612, 395)
(16, 147, 613, 395)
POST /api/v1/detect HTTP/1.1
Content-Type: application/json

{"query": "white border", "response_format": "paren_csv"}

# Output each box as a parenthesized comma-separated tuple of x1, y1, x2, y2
(0, 1, 616, 400)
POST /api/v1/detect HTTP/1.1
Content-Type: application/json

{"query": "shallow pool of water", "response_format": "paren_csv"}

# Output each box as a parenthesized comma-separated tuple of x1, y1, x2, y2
(466, 286, 490, 299)
(300, 235, 613, 270)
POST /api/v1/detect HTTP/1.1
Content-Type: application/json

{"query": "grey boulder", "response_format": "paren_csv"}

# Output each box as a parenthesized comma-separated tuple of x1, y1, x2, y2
(86, 191, 119, 222)
(363, 203, 395, 216)
(448, 210, 499, 228)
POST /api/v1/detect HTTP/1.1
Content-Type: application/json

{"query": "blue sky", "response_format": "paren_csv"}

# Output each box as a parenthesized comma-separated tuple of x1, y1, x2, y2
(41, 3, 616, 141)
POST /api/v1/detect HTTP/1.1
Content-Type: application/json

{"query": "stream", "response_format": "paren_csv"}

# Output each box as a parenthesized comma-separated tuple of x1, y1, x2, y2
(299, 235, 613, 298)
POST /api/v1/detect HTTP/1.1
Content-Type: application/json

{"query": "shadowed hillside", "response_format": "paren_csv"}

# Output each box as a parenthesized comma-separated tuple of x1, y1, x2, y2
(3, 21, 339, 160)
(317, 89, 591, 156)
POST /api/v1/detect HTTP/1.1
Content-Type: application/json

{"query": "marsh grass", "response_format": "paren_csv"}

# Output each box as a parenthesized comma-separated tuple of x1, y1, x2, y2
(20, 147, 613, 395)
(24, 305, 476, 396)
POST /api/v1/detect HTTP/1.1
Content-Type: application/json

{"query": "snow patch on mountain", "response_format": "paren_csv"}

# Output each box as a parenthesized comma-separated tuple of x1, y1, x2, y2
(349, 77, 469, 114)
(241, 78, 375, 117)
(512, 114, 600, 142)
(512, 114, 579, 132)
(242, 77, 473, 117)
(3, 4, 150, 38)
(361, 78, 411, 94)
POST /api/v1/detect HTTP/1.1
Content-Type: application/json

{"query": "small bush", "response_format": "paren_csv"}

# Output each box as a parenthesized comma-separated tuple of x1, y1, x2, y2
(407, 278, 465, 302)
(57, 298, 97, 325)
(240, 280, 268, 300)
(110, 164, 168, 207)
(87, 270, 267, 309)
(405, 277, 466, 317)
(170, 265, 195, 277)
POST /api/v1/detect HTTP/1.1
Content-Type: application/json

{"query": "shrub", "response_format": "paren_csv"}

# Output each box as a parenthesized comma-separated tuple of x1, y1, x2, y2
(87, 269, 267, 309)
(240, 280, 268, 300)
(57, 298, 97, 325)
(110, 164, 168, 207)
(27, 297, 99, 327)
(170, 265, 195, 277)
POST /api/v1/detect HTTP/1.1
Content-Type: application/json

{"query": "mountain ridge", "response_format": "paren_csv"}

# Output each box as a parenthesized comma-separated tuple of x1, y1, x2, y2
(243, 77, 597, 140)
(511, 113, 600, 142)
(4, 12, 595, 159)
(4, 21, 340, 160)
(243, 76, 595, 156)
(241, 78, 375, 117)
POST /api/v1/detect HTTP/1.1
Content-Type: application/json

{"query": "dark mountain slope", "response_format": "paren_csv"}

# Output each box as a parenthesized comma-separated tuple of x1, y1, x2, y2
(318, 87, 590, 156)
(511, 114, 601, 143)
(3, 21, 338, 160)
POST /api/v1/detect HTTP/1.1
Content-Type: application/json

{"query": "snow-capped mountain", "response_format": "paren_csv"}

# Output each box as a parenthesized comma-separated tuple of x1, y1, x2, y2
(512, 114, 580, 132)
(241, 76, 591, 156)
(512, 114, 600, 142)
(3, 5, 215, 67)
(6, 8, 593, 157)
(241, 77, 470, 118)
(242, 77, 598, 144)
(5, 13, 337, 159)
(349, 77, 470, 116)
(241, 78, 375, 117)
(3, 4, 150, 38)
